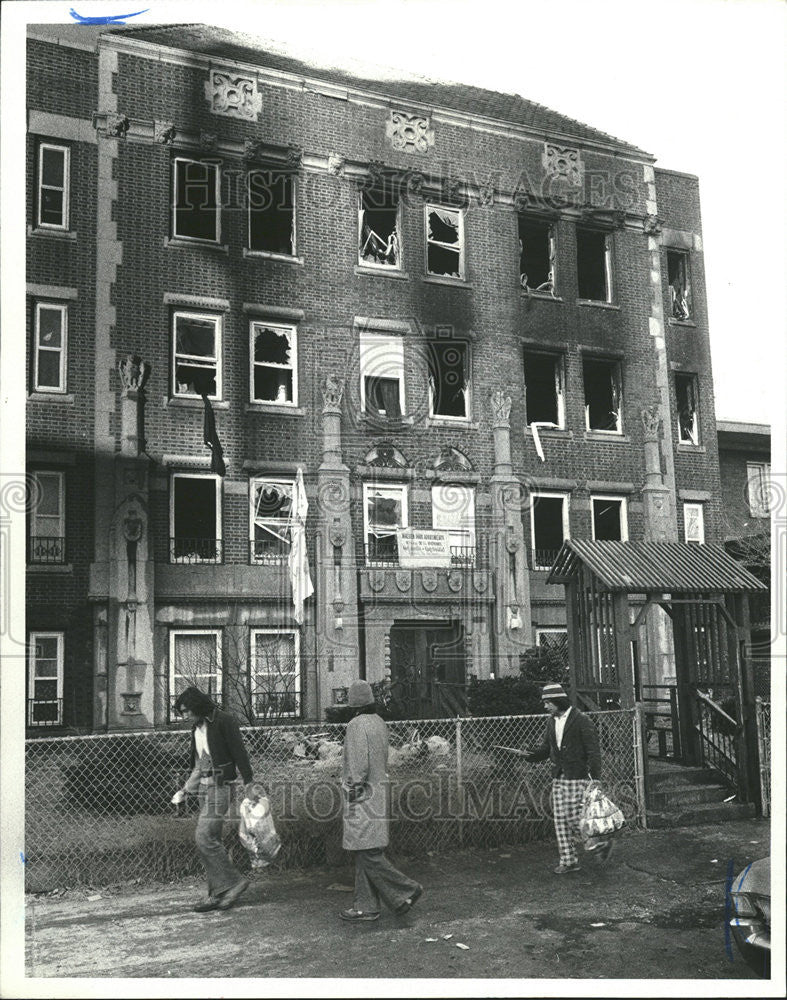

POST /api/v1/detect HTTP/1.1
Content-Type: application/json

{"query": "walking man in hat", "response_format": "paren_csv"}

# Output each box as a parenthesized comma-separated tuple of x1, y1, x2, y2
(339, 679, 423, 923)
(522, 682, 612, 874)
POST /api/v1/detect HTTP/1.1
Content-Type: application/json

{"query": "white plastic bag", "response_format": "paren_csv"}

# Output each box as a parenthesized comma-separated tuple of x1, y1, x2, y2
(579, 785, 625, 841)
(239, 796, 282, 869)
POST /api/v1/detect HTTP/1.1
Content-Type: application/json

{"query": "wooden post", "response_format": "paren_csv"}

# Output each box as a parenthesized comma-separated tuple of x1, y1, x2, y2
(614, 592, 634, 709)
(729, 592, 759, 806)
(566, 579, 581, 695)
(672, 604, 696, 765)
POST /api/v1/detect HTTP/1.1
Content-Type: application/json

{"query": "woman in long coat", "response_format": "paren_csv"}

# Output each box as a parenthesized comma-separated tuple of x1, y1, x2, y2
(339, 680, 423, 922)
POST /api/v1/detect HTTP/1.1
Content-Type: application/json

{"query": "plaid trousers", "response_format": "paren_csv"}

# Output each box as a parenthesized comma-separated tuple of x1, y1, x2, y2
(551, 778, 590, 867)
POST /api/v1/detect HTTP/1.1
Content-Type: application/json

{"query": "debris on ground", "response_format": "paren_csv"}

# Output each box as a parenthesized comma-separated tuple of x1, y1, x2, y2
(456, 942, 470, 950)
(442, 933, 453, 940)
(326, 884, 353, 892)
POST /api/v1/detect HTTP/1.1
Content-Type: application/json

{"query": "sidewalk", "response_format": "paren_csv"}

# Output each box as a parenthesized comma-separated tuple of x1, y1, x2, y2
(24, 819, 770, 981)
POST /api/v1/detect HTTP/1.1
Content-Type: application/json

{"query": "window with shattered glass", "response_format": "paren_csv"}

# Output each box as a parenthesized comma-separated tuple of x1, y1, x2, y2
(426, 205, 464, 278)
(248, 170, 295, 256)
(524, 351, 564, 427)
(173, 157, 219, 242)
(530, 492, 569, 569)
(251, 322, 297, 404)
(576, 228, 610, 301)
(583, 357, 622, 433)
(358, 183, 400, 268)
(519, 217, 555, 293)
(364, 484, 407, 563)
(675, 371, 700, 445)
(428, 340, 469, 419)
(171, 474, 221, 562)
(667, 250, 691, 320)
(683, 502, 705, 544)
(251, 478, 294, 562)
(173, 312, 220, 398)
(359, 333, 404, 418)
(591, 495, 628, 541)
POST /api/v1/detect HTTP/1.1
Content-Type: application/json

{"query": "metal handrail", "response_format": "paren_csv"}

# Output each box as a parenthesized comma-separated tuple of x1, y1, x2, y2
(693, 688, 738, 785)
(695, 688, 739, 731)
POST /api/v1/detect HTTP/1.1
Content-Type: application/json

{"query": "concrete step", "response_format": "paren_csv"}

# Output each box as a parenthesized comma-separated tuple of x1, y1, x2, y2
(647, 799, 756, 828)
(647, 764, 724, 788)
(648, 783, 731, 810)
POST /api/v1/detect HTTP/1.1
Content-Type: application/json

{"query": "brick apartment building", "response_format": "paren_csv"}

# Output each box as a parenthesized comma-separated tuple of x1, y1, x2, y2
(25, 23, 725, 732)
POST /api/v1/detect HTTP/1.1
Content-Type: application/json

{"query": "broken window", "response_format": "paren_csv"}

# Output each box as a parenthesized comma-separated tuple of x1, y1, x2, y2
(683, 502, 705, 544)
(358, 183, 400, 268)
(530, 492, 569, 569)
(250, 322, 297, 404)
(576, 228, 610, 301)
(248, 170, 295, 256)
(747, 462, 771, 518)
(519, 217, 555, 293)
(675, 372, 700, 445)
(428, 340, 469, 419)
(28, 632, 64, 726)
(591, 495, 628, 541)
(250, 477, 294, 562)
(359, 333, 404, 418)
(34, 302, 67, 392)
(171, 473, 221, 563)
(169, 630, 221, 716)
(523, 351, 564, 428)
(364, 483, 407, 564)
(432, 484, 476, 565)
(37, 142, 69, 230)
(426, 205, 464, 278)
(173, 157, 220, 242)
(667, 250, 691, 320)
(583, 357, 622, 433)
(251, 630, 300, 718)
(28, 470, 65, 564)
(173, 312, 221, 398)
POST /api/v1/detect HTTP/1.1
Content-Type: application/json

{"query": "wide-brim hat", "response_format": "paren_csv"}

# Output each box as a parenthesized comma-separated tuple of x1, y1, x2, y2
(541, 682, 568, 701)
(348, 679, 375, 708)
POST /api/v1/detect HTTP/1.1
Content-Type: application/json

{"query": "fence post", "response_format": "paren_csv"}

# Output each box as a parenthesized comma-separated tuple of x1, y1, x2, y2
(455, 717, 464, 847)
(633, 703, 648, 830)
(754, 696, 769, 817)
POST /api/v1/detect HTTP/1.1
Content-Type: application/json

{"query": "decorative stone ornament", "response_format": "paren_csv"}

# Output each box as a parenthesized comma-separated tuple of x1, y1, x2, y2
(286, 145, 303, 168)
(154, 121, 176, 145)
(478, 175, 496, 207)
(243, 139, 266, 163)
(542, 143, 582, 186)
(327, 153, 346, 176)
(643, 214, 662, 235)
(641, 404, 662, 441)
(490, 389, 512, 426)
(322, 374, 344, 411)
(386, 111, 435, 154)
(204, 69, 262, 121)
(118, 355, 150, 392)
(442, 176, 462, 203)
(105, 113, 130, 139)
(367, 160, 386, 187)
(199, 131, 217, 152)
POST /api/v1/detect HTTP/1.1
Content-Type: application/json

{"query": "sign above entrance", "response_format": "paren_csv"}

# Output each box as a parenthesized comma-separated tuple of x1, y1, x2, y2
(397, 528, 451, 568)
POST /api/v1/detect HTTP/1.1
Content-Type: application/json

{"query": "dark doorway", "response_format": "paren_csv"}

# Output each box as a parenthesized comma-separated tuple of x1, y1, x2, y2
(388, 620, 466, 718)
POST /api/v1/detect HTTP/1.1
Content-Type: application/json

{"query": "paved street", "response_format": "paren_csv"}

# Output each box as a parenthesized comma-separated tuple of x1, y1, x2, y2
(23, 818, 770, 982)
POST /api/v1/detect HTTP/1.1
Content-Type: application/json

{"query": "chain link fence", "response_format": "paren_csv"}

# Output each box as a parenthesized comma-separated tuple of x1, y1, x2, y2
(25, 710, 642, 893)
(754, 698, 770, 817)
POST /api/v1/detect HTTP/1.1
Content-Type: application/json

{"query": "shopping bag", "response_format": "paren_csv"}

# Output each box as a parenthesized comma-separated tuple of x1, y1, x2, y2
(239, 795, 282, 868)
(579, 784, 625, 841)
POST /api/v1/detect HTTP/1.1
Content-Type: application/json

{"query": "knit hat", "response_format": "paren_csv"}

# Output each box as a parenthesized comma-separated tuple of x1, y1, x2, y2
(541, 682, 568, 701)
(348, 679, 375, 708)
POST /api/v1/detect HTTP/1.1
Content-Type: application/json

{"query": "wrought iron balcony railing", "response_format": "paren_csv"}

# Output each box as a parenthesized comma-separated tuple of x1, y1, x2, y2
(249, 536, 289, 564)
(170, 537, 223, 564)
(28, 536, 66, 564)
(528, 547, 562, 571)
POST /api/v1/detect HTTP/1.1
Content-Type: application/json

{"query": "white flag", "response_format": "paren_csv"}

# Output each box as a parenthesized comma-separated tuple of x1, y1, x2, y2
(288, 467, 314, 625)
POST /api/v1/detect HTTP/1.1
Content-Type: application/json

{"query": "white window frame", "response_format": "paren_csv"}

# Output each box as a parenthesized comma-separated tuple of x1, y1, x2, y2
(666, 248, 692, 321)
(249, 321, 298, 406)
(172, 311, 222, 400)
(523, 351, 565, 429)
(359, 332, 405, 416)
(425, 204, 465, 280)
(746, 462, 771, 518)
(428, 340, 471, 422)
(583, 357, 623, 434)
(249, 476, 296, 564)
(169, 629, 222, 715)
(577, 227, 612, 303)
(29, 470, 65, 563)
(37, 142, 70, 230)
(250, 628, 301, 719)
(172, 156, 221, 243)
(363, 482, 408, 565)
(431, 484, 476, 565)
(28, 631, 64, 726)
(530, 491, 570, 569)
(33, 302, 68, 393)
(675, 372, 700, 445)
(683, 502, 705, 544)
(170, 473, 222, 564)
(591, 494, 629, 542)
(247, 169, 297, 257)
(358, 187, 402, 270)
(518, 217, 556, 293)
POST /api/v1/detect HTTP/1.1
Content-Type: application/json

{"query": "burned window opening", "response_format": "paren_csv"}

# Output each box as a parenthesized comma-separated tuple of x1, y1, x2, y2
(359, 185, 400, 267)
(252, 323, 296, 404)
(251, 478, 294, 562)
(428, 341, 469, 419)
(583, 357, 621, 432)
(172, 475, 219, 561)
(248, 170, 295, 256)
(576, 228, 609, 301)
(365, 485, 407, 563)
(592, 497, 625, 541)
(519, 218, 554, 293)
(523, 351, 563, 427)
(675, 372, 700, 445)
(173, 158, 219, 242)
(426, 206, 463, 278)
(359, 332, 404, 418)
(364, 376, 402, 418)
(173, 313, 219, 398)
(530, 494, 568, 569)
(667, 250, 691, 320)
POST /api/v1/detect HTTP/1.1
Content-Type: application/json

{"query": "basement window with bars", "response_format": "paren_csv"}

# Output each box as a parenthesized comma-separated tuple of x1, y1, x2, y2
(169, 629, 222, 717)
(529, 492, 569, 570)
(28, 632, 64, 726)
(428, 340, 470, 420)
(250, 321, 297, 405)
(576, 228, 611, 302)
(667, 249, 691, 320)
(591, 495, 628, 541)
(251, 630, 301, 718)
(173, 312, 221, 399)
(523, 351, 564, 428)
(250, 477, 294, 563)
(359, 332, 405, 418)
(675, 372, 700, 445)
(583, 357, 622, 433)
(364, 483, 407, 564)
(248, 170, 296, 256)
(519, 217, 555, 293)
(358, 183, 401, 268)
(170, 473, 222, 563)
(172, 157, 220, 242)
(426, 205, 464, 279)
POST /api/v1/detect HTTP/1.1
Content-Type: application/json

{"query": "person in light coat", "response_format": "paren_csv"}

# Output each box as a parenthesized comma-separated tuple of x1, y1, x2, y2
(339, 679, 422, 923)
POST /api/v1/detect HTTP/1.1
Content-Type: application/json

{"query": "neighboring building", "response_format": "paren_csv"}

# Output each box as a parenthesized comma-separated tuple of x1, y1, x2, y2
(717, 420, 771, 694)
(25, 23, 725, 732)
